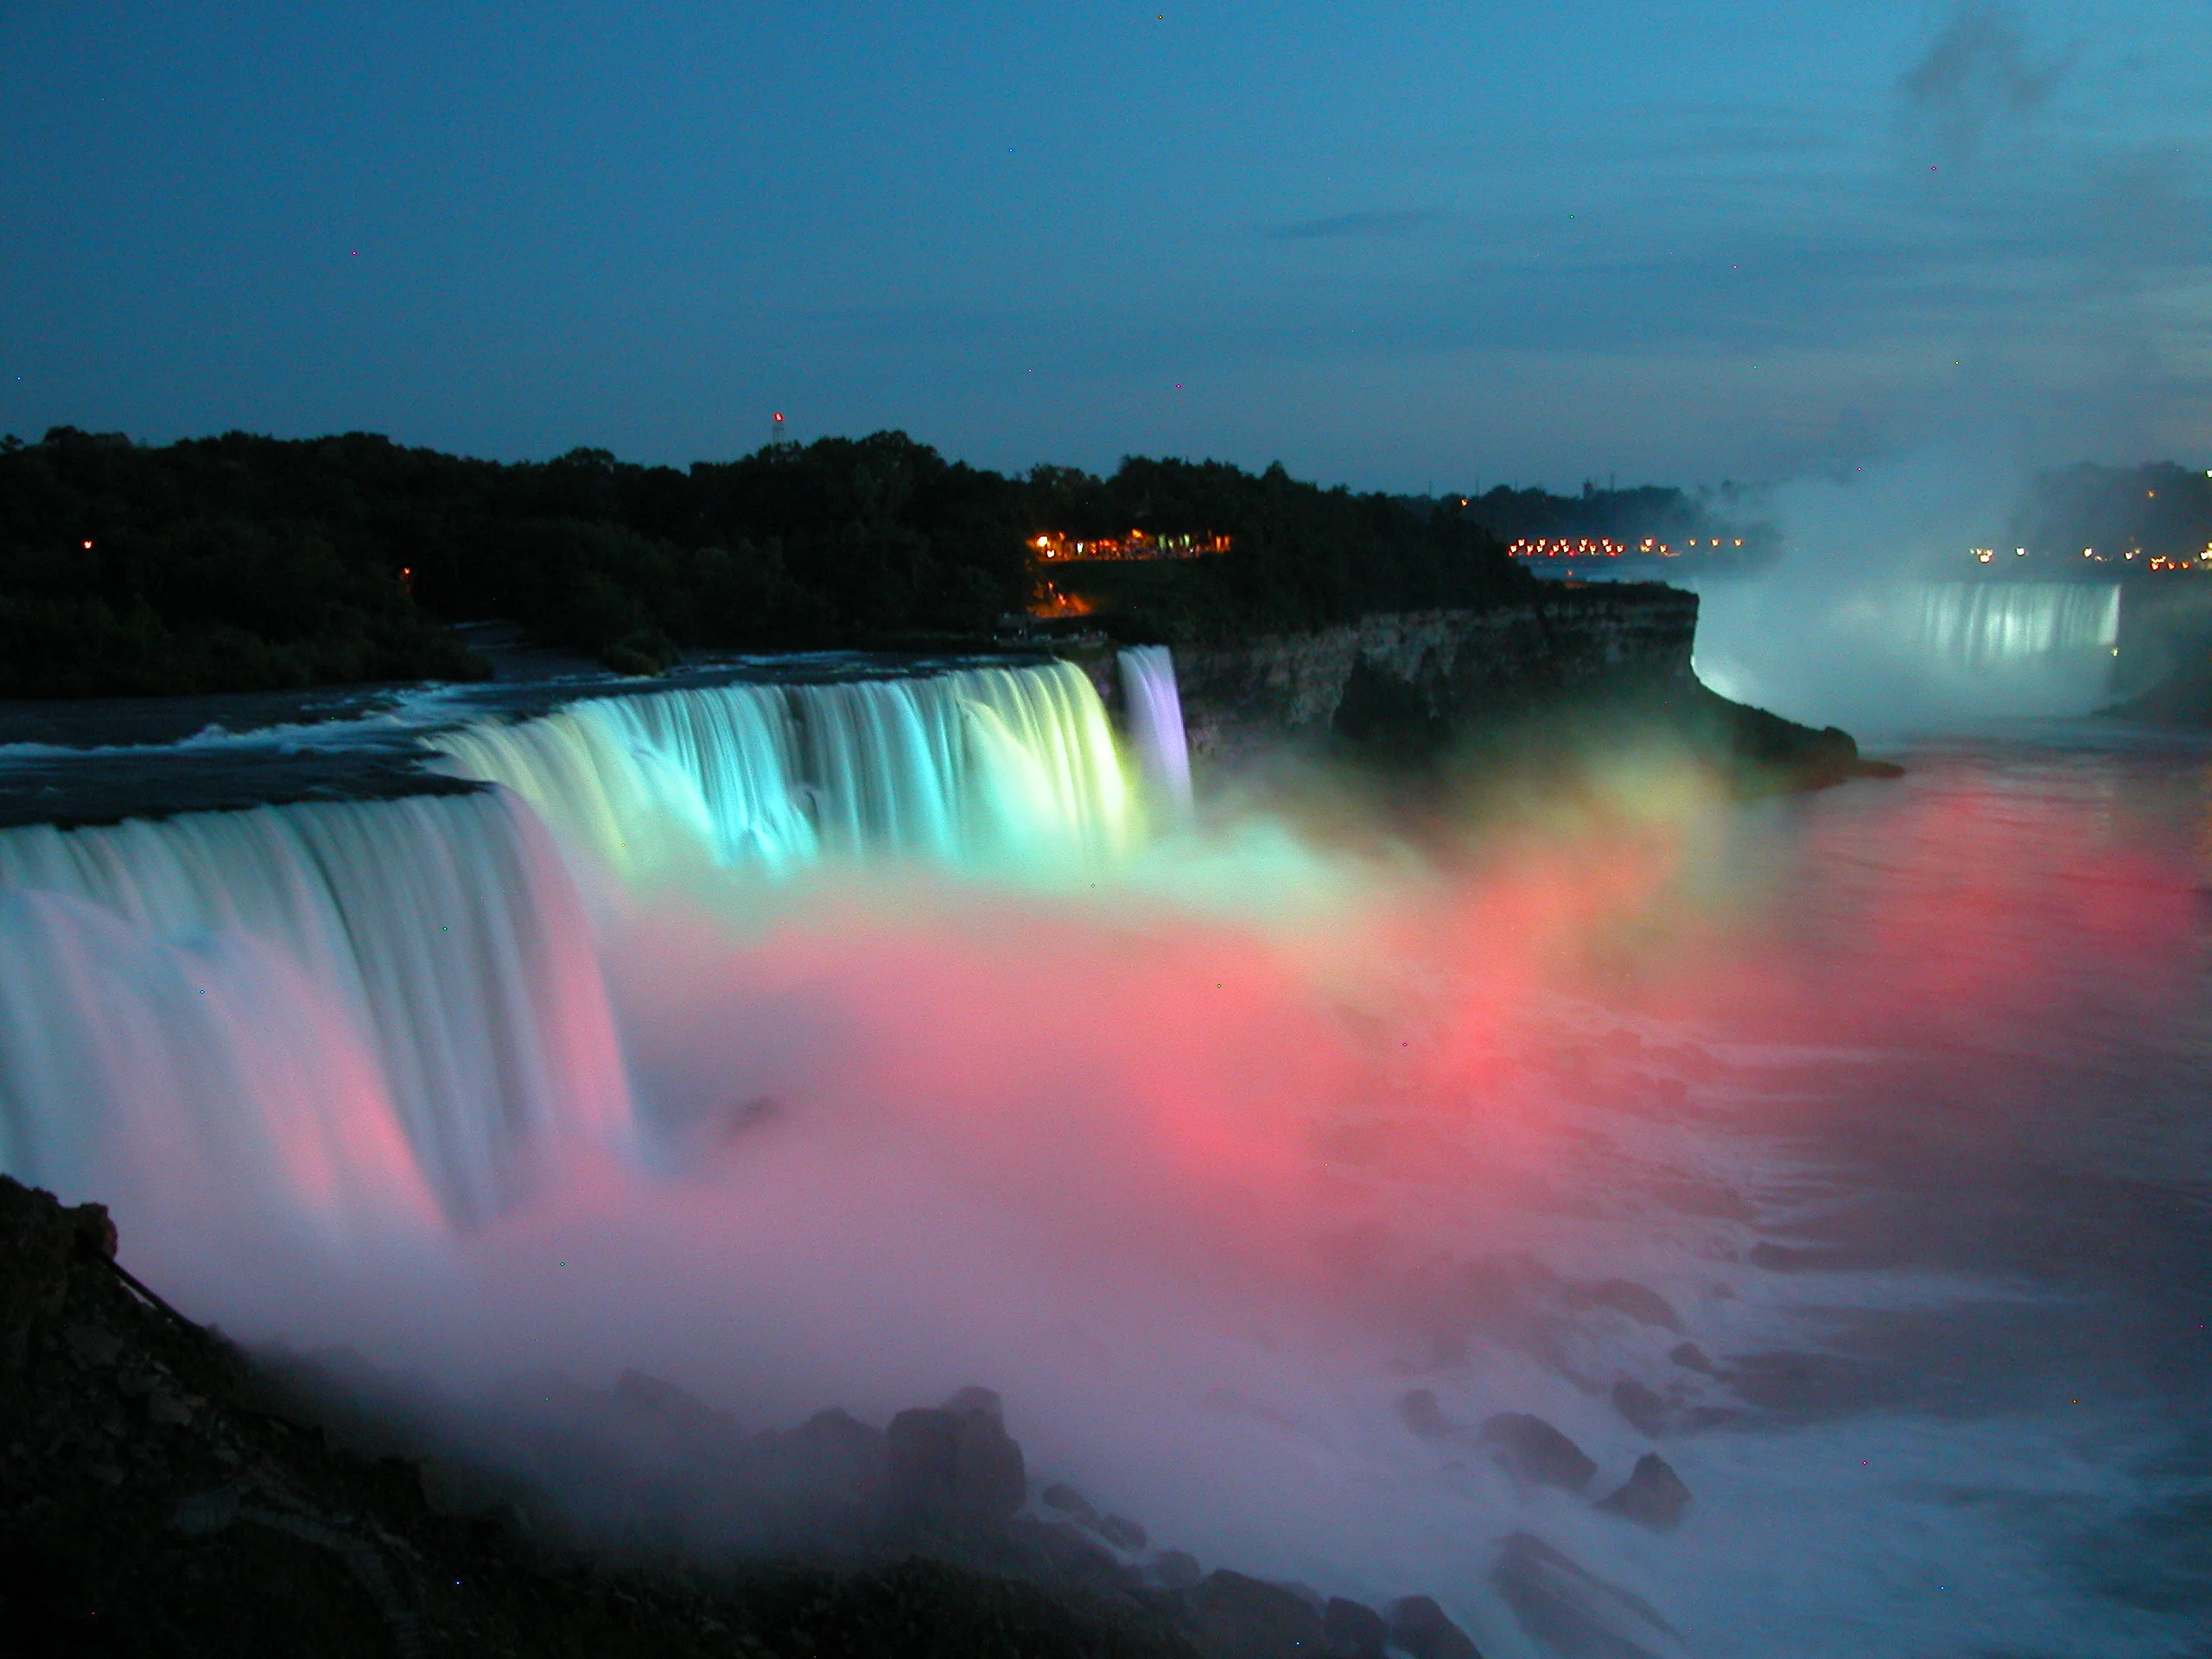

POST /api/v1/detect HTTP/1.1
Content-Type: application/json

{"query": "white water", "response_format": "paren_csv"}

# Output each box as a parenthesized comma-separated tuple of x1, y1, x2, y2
(1119, 645, 1195, 819)
(1693, 580, 2126, 734)
(2, 651, 2208, 1656)
(0, 790, 625, 1223)
(429, 659, 1139, 889)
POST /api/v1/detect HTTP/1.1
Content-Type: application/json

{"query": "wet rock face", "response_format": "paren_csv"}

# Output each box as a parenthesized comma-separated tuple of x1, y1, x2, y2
(1189, 1570, 1325, 1659)
(1493, 1532, 1684, 1659)
(1321, 1595, 1387, 1658)
(1475, 1412, 1598, 1494)
(1152, 1548, 1204, 1592)
(1611, 1376, 1669, 1437)
(1043, 1481, 1101, 1526)
(1099, 1513, 1147, 1551)
(0, 1173, 1207, 1658)
(1597, 1454, 1691, 1532)
(1586, 1281, 1681, 1333)
(1383, 1593, 1484, 1658)
(1397, 1388, 1455, 1440)
(887, 1397, 1027, 1528)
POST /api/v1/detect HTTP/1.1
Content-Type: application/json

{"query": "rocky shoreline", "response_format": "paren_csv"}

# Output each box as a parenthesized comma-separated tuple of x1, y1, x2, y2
(3, 1176, 1510, 1657)
(0, 1171, 1734, 1657)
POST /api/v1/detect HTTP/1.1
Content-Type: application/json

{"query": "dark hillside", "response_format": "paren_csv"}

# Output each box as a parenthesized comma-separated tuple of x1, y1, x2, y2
(0, 430, 1526, 695)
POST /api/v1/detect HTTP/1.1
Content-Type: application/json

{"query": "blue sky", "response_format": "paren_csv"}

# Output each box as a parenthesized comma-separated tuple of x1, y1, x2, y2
(3, 1, 2207, 489)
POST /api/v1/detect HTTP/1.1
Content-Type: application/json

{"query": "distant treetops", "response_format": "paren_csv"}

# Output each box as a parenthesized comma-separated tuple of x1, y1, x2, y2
(0, 429, 1531, 697)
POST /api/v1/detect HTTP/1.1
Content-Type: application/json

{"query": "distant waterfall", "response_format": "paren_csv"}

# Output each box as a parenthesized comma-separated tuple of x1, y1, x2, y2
(1117, 646, 1193, 818)
(1911, 584, 2121, 669)
(432, 660, 1142, 885)
(0, 791, 627, 1222)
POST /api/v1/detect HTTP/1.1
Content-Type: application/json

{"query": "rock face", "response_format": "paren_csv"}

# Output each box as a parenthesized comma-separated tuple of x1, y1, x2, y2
(887, 1396, 1028, 1528)
(1170, 591, 1701, 769)
(1190, 1569, 1325, 1659)
(1611, 1377, 1669, 1437)
(1322, 1595, 1388, 1658)
(1397, 1388, 1456, 1440)
(1475, 1412, 1599, 1494)
(1111, 589, 1876, 792)
(1586, 1281, 1681, 1333)
(1099, 1513, 1148, 1551)
(1597, 1455, 1692, 1532)
(0, 1173, 1198, 1658)
(1493, 1532, 1685, 1659)
(1384, 1592, 1485, 1658)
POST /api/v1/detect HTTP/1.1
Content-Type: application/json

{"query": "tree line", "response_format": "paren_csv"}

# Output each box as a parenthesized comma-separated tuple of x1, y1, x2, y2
(0, 428, 1529, 698)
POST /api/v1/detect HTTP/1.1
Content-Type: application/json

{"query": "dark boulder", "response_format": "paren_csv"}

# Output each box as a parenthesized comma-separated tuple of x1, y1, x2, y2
(1015, 1516, 1134, 1593)
(1586, 1281, 1681, 1332)
(1493, 1532, 1683, 1659)
(1667, 1342, 1716, 1376)
(1043, 1481, 1100, 1526)
(1475, 1413, 1597, 1494)
(1384, 1593, 1484, 1658)
(1100, 1513, 1147, 1551)
(1321, 1596, 1387, 1658)
(1397, 1388, 1455, 1440)
(1152, 1548, 1204, 1591)
(1597, 1455, 1691, 1532)
(887, 1396, 1027, 1528)
(1610, 1377, 1668, 1437)
(1190, 1569, 1324, 1659)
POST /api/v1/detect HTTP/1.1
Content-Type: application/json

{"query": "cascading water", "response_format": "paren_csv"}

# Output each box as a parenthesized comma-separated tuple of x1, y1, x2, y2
(1692, 575, 2130, 732)
(1909, 582, 2121, 669)
(10, 639, 2204, 1656)
(1119, 645, 1195, 819)
(429, 659, 1142, 888)
(0, 789, 627, 1224)
(0, 656, 1171, 1228)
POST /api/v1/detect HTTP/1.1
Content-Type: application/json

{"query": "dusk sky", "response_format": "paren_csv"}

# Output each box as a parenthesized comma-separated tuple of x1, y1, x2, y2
(4, 1, 2208, 491)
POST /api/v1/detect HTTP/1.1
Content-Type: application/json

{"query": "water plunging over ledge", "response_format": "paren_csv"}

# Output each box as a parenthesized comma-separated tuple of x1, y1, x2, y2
(2, 645, 2208, 1656)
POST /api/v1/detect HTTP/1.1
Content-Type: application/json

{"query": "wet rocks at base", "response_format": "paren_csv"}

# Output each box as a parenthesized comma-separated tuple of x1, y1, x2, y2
(2, 1173, 1525, 1659)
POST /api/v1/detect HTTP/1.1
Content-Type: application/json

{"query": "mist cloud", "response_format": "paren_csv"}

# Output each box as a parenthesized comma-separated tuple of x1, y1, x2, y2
(1898, 2, 2072, 162)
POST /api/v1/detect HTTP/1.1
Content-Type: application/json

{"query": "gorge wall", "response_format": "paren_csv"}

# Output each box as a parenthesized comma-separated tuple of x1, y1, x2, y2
(1166, 585, 1699, 769)
(1065, 583, 1872, 791)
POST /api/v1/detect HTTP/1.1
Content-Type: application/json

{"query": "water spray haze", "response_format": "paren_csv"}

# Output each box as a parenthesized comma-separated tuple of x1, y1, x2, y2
(3, 652, 2205, 1655)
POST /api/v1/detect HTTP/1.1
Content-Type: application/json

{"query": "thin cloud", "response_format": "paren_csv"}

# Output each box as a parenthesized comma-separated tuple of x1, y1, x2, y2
(1269, 209, 1440, 242)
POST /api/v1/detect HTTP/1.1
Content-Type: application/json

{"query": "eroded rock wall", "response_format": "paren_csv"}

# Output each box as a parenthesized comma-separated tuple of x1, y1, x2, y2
(1168, 586, 1699, 768)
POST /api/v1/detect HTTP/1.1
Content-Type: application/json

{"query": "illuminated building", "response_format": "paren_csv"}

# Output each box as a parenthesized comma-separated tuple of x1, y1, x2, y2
(1028, 531, 1231, 562)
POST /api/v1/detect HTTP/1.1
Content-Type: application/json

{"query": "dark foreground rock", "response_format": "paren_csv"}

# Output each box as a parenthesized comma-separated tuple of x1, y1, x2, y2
(1322, 1594, 1388, 1657)
(1188, 1570, 1323, 1659)
(1492, 1532, 1684, 1659)
(1384, 1592, 1485, 1657)
(1474, 1412, 1598, 1494)
(1597, 1455, 1693, 1532)
(0, 1175, 1198, 1659)
(887, 1394, 1027, 1528)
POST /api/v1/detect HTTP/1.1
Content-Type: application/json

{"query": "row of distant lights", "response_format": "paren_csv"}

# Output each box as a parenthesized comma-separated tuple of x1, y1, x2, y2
(1973, 545, 2212, 569)
(1508, 537, 1743, 559)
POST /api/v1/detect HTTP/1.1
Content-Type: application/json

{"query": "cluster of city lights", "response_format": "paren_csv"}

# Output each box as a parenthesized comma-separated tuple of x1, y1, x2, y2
(1507, 537, 1744, 560)
(1974, 545, 2212, 571)
(1029, 531, 1230, 562)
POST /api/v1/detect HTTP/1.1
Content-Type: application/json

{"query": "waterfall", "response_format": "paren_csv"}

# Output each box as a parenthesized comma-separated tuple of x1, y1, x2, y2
(0, 653, 1191, 1222)
(1911, 583, 2121, 669)
(1118, 646, 1194, 818)
(0, 791, 627, 1223)
(431, 659, 1142, 885)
